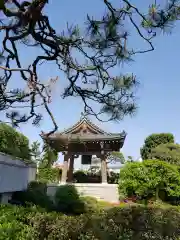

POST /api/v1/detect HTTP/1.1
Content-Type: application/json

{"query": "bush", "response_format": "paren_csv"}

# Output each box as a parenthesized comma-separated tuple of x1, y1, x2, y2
(1, 204, 180, 239)
(37, 166, 61, 183)
(73, 170, 87, 183)
(11, 181, 54, 211)
(80, 196, 108, 214)
(119, 160, 180, 202)
(74, 170, 119, 184)
(108, 171, 119, 184)
(0, 205, 37, 239)
(73, 170, 101, 183)
(80, 196, 98, 212)
(0, 123, 31, 161)
(28, 181, 47, 194)
(54, 185, 85, 214)
(91, 205, 180, 240)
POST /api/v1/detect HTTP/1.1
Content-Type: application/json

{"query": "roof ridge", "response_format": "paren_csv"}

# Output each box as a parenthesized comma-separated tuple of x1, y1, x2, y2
(84, 117, 110, 135)
(56, 115, 126, 136)
(59, 114, 109, 135)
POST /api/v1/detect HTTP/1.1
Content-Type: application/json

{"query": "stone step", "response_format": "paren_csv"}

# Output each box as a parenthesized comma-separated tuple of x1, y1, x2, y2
(47, 183, 119, 203)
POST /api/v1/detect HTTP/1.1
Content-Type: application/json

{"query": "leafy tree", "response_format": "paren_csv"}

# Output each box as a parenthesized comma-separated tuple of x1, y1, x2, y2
(37, 166, 61, 183)
(109, 151, 126, 164)
(149, 143, 180, 166)
(0, 1, 179, 134)
(119, 160, 180, 201)
(41, 143, 58, 167)
(140, 133, 174, 160)
(30, 141, 41, 163)
(0, 122, 30, 160)
(127, 156, 134, 162)
(37, 142, 59, 182)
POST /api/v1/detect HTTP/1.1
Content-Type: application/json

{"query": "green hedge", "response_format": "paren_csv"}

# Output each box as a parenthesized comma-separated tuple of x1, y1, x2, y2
(73, 170, 119, 184)
(1, 204, 180, 239)
(37, 166, 61, 183)
(0, 123, 30, 160)
(11, 181, 54, 211)
(55, 185, 85, 214)
(119, 160, 180, 202)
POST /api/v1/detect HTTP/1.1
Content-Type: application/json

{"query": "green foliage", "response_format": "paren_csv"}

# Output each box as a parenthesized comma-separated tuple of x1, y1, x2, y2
(30, 141, 41, 163)
(149, 143, 180, 166)
(108, 171, 119, 184)
(12, 181, 54, 211)
(42, 143, 58, 167)
(91, 205, 180, 240)
(37, 166, 61, 183)
(28, 181, 47, 194)
(54, 185, 85, 214)
(119, 160, 180, 201)
(140, 133, 174, 160)
(73, 170, 118, 184)
(1, 204, 180, 239)
(109, 151, 126, 164)
(80, 196, 116, 214)
(1, 0, 180, 132)
(36, 142, 60, 183)
(0, 205, 43, 239)
(80, 196, 99, 213)
(73, 170, 87, 183)
(0, 123, 31, 161)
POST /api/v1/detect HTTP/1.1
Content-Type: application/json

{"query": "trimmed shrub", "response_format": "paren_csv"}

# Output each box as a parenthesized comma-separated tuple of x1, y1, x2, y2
(11, 181, 54, 211)
(0, 205, 37, 239)
(0, 123, 31, 161)
(1, 204, 180, 239)
(80, 196, 100, 213)
(28, 181, 47, 194)
(73, 170, 118, 184)
(80, 196, 117, 213)
(108, 171, 119, 184)
(73, 170, 87, 183)
(28, 211, 90, 240)
(91, 205, 180, 239)
(119, 160, 180, 202)
(54, 185, 85, 214)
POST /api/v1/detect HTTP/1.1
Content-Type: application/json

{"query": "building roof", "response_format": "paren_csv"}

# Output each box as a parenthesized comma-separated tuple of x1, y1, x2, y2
(47, 114, 126, 142)
(43, 114, 126, 152)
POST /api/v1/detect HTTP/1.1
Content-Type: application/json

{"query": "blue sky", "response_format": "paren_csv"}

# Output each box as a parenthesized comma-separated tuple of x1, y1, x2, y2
(1, 0, 180, 165)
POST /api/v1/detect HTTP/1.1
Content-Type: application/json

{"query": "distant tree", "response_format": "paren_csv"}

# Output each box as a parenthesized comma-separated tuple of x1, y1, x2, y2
(30, 141, 41, 163)
(149, 143, 180, 166)
(127, 156, 134, 162)
(37, 166, 60, 183)
(140, 133, 174, 160)
(0, 123, 30, 160)
(108, 151, 126, 164)
(37, 142, 59, 182)
(119, 160, 180, 201)
(41, 143, 58, 167)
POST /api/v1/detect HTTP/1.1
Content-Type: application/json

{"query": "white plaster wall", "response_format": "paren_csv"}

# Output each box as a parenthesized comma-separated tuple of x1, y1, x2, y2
(0, 152, 36, 193)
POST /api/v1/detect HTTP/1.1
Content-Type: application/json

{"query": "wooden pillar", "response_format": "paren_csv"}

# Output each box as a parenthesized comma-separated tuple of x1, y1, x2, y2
(67, 155, 74, 183)
(101, 154, 107, 184)
(61, 153, 69, 183)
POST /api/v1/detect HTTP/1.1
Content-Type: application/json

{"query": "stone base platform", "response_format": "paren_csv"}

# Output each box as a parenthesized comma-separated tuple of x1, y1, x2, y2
(47, 183, 119, 203)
